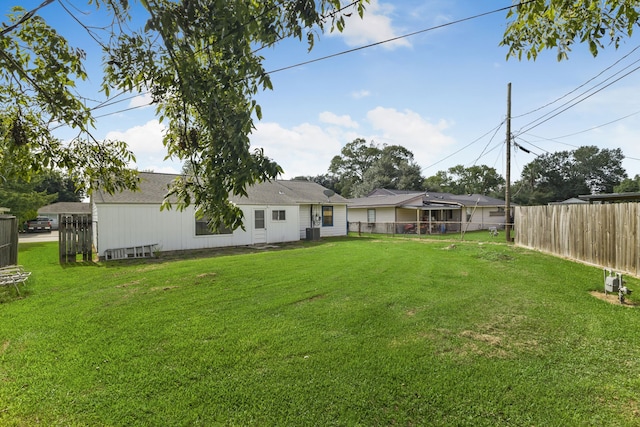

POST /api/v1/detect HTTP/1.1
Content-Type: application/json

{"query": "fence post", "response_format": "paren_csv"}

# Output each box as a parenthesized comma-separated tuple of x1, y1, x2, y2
(0, 216, 18, 267)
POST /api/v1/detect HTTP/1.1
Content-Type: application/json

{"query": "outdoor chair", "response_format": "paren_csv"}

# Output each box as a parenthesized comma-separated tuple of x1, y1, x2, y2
(0, 265, 31, 296)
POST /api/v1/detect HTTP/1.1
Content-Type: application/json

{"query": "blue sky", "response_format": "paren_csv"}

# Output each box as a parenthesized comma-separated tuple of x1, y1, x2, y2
(14, 0, 640, 183)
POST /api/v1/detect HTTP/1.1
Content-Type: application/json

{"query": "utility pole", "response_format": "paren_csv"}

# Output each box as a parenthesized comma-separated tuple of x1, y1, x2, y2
(505, 82, 512, 243)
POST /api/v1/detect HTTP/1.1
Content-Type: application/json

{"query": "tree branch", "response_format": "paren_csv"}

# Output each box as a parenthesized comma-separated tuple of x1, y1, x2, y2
(0, 0, 55, 36)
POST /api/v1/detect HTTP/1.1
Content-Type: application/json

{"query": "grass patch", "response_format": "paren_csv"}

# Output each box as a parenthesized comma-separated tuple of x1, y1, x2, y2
(1, 237, 639, 425)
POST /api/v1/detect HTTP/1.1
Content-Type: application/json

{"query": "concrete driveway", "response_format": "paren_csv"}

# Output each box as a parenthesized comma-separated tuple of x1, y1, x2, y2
(19, 230, 59, 243)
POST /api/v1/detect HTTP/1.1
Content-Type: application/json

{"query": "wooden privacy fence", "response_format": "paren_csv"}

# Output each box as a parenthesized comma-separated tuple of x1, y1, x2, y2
(515, 203, 640, 276)
(59, 215, 93, 263)
(0, 216, 18, 267)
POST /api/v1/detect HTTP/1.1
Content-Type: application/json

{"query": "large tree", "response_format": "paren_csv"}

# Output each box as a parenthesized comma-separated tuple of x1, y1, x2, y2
(445, 165, 505, 196)
(502, 0, 640, 60)
(0, 178, 57, 226)
(328, 139, 424, 198)
(350, 145, 423, 197)
(328, 138, 381, 197)
(513, 145, 626, 205)
(292, 174, 339, 194)
(1, 0, 367, 230)
(34, 169, 84, 203)
(0, 3, 138, 196)
(423, 165, 505, 197)
(614, 174, 640, 193)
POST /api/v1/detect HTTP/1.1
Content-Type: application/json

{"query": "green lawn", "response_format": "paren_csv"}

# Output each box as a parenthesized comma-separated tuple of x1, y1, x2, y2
(1, 235, 639, 426)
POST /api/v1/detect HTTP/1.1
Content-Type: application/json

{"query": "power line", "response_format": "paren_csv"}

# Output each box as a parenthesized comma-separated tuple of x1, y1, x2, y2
(515, 56, 640, 134)
(266, 2, 532, 75)
(514, 135, 549, 155)
(44, 1, 365, 127)
(422, 121, 506, 172)
(252, 0, 362, 55)
(537, 109, 640, 140)
(512, 43, 640, 119)
(515, 63, 640, 136)
(52, 2, 529, 125)
(470, 121, 504, 166)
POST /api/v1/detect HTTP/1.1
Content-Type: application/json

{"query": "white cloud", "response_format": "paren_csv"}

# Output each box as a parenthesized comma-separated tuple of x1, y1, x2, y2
(104, 120, 179, 172)
(335, 0, 411, 50)
(319, 111, 359, 128)
(102, 108, 458, 180)
(365, 106, 455, 167)
(250, 107, 456, 179)
(128, 92, 154, 108)
(251, 122, 356, 179)
(351, 89, 371, 99)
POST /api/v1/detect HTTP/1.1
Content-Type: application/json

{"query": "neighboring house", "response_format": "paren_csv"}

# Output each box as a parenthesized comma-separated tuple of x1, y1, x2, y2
(347, 189, 511, 233)
(578, 192, 640, 204)
(91, 172, 347, 258)
(38, 202, 91, 230)
(549, 198, 588, 205)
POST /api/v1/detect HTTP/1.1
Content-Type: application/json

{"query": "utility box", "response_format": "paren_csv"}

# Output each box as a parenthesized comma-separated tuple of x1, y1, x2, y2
(305, 227, 320, 241)
(605, 275, 620, 293)
(604, 269, 622, 294)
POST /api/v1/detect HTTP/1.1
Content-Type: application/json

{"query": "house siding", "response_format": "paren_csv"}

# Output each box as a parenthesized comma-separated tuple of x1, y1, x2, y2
(94, 203, 305, 256)
(91, 175, 348, 256)
(299, 205, 311, 239)
(93, 202, 344, 257)
(321, 204, 347, 237)
(396, 208, 419, 222)
(348, 207, 396, 223)
(263, 205, 300, 243)
(466, 207, 506, 231)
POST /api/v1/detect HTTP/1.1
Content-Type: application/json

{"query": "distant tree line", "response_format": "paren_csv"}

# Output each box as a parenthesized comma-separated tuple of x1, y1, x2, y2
(0, 169, 83, 225)
(297, 138, 630, 205)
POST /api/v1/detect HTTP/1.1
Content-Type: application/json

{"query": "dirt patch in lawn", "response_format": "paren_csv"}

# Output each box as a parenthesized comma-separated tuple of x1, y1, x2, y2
(590, 291, 638, 307)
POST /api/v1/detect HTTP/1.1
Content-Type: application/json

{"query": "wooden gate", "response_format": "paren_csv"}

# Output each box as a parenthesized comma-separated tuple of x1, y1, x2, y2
(0, 216, 18, 267)
(59, 215, 92, 263)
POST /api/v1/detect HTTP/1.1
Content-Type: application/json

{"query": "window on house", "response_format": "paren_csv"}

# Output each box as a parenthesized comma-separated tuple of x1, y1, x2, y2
(322, 206, 333, 227)
(367, 209, 376, 223)
(195, 216, 232, 236)
(272, 210, 286, 221)
(489, 207, 506, 217)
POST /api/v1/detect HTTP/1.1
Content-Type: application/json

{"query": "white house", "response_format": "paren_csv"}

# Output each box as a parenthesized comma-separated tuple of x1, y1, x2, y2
(347, 189, 512, 234)
(38, 202, 91, 230)
(91, 172, 347, 258)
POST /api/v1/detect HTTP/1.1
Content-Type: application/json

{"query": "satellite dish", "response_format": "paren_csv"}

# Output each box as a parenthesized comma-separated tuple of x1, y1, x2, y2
(323, 189, 335, 199)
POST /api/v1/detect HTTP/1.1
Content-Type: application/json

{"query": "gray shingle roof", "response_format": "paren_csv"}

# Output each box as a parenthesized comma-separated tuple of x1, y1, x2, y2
(93, 172, 348, 206)
(38, 202, 91, 215)
(347, 193, 424, 208)
(92, 172, 176, 204)
(349, 189, 508, 208)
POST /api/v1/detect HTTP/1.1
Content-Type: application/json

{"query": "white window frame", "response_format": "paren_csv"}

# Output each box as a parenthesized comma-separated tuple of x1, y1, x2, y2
(272, 210, 286, 221)
(367, 208, 376, 223)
